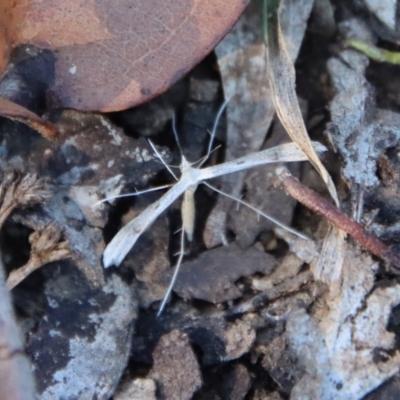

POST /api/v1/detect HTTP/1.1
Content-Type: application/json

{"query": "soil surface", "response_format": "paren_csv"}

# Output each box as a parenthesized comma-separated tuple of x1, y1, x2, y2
(2, 1, 400, 399)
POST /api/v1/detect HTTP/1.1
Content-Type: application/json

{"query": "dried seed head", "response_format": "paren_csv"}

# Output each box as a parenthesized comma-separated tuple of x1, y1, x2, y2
(7, 223, 70, 290)
(0, 173, 52, 229)
(14, 174, 51, 206)
(29, 223, 70, 264)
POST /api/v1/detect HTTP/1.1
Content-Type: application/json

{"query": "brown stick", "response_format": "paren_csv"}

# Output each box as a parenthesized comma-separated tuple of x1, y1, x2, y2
(276, 169, 400, 269)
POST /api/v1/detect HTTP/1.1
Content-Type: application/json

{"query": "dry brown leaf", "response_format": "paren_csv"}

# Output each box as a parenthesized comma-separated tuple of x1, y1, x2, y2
(1, 0, 249, 111)
(0, 97, 56, 138)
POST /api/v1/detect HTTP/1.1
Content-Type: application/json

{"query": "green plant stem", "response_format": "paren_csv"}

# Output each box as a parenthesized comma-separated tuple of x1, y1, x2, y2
(346, 39, 400, 64)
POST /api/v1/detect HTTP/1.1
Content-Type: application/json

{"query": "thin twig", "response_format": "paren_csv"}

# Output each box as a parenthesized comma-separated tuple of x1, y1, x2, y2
(276, 168, 400, 269)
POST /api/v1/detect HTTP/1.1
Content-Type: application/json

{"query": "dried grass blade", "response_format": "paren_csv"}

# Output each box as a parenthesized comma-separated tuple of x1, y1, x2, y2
(314, 225, 347, 283)
(265, 0, 339, 206)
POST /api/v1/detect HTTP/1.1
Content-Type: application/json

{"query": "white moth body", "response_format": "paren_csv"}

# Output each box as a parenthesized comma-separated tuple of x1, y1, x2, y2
(179, 155, 198, 242)
(182, 184, 197, 242)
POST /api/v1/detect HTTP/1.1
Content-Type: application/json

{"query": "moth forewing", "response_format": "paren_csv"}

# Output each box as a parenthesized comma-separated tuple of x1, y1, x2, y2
(198, 141, 326, 181)
(103, 177, 192, 268)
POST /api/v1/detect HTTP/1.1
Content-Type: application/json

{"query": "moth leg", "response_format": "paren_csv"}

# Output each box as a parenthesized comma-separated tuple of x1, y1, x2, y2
(157, 223, 186, 316)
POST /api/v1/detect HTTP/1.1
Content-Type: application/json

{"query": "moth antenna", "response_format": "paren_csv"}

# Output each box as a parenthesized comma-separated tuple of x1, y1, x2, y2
(194, 144, 222, 167)
(148, 139, 178, 180)
(157, 226, 186, 316)
(199, 95, 232, 167)
(203, 182, 310, 241)
(93, 184, 174, 207)
(172, 114, 184, 155)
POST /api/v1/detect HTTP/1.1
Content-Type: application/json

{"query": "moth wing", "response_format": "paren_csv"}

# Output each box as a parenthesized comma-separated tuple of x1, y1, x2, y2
(103, 179, 189, 267)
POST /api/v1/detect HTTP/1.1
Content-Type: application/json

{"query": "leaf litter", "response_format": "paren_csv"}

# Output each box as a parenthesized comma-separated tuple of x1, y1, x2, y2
(2, 0, 400, 399)
(204, 0, 314, 248)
